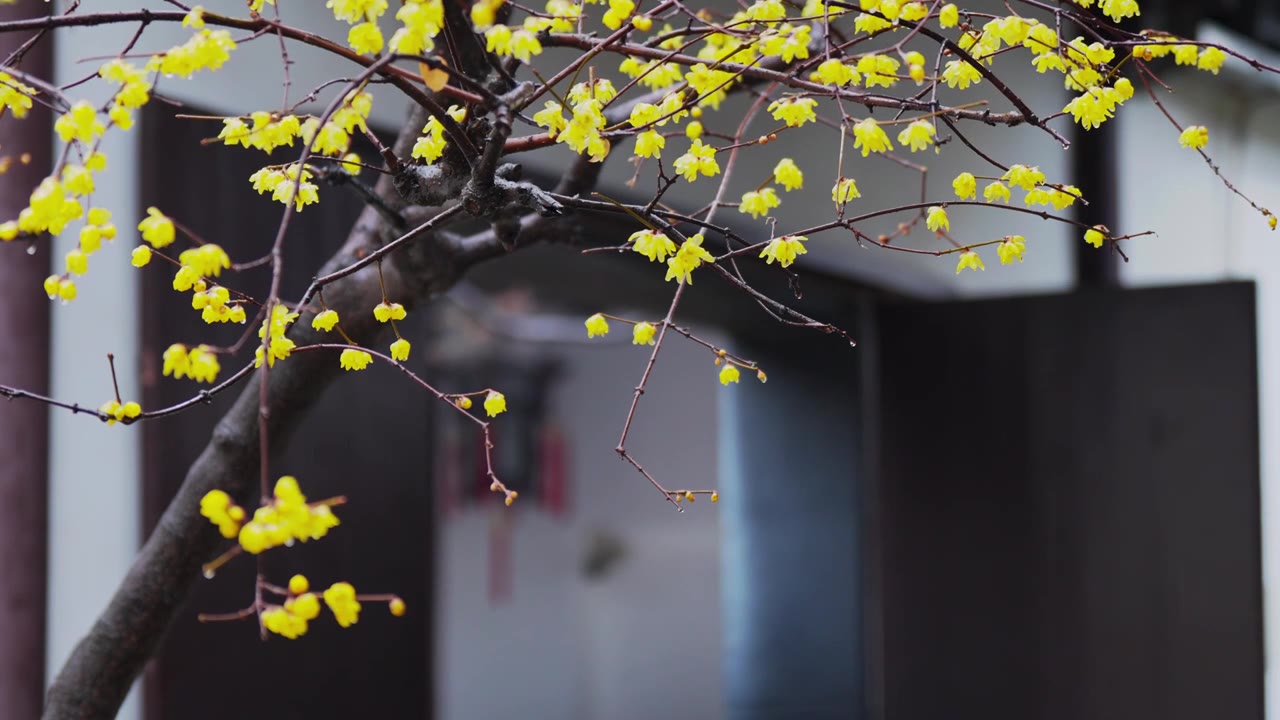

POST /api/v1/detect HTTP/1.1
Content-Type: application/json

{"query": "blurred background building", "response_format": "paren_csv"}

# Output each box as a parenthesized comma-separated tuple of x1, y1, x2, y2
(1, 0, 1279, 718)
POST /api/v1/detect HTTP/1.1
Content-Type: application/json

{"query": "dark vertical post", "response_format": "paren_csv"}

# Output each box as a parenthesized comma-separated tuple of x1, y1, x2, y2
(1072, 121, 1119, 288)
(0, 2, 53, 718)
(720, 334, 863, 720)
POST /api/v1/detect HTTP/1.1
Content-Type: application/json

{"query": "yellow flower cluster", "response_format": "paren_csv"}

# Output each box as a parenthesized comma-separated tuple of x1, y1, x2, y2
(665, 234, 715, 284)
(484, 23, 544, 62)
(630, 229, 676, 262)
(633, 322, 656, 346)
(339, 348, 374, 371)
(255, 304, 298, 368)
(484, 390, 507, 417)
(832, 177, 861, 205)
(219, 112, 303, 154)
(99, 399, 142, 426)
(200, 489, 246, 539)
(852, 118, 892, 156)
(674, 140, 719, 183)
(740, 188, 780, 219)
(773, 159, 803, 191)
(98, 59, 152, 130)
(0, 71, 35, 118)
(248, 163, 320, 210)
(768, 98, 817, 128)
(233, 476, 342, 554)
(327, 0, 390, 55)
(373, 301, 407, 323)
(139, 206, 175, 248)
(150, 29, 236, 78)
(323, 582, 362, 627)
(585, 313, 609, 338)
(178, 244, 231, 278)
(411, 105, 467, 164)
(54, 101, 105, 145)
(390, 0, 445, 54)
(163, 343, 221, 384)
(759, 235, 808, 268)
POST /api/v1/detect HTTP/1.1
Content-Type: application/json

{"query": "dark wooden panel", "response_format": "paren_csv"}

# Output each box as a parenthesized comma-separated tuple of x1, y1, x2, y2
(873, 283, 1262, 720)
(139, 106, 434, 720)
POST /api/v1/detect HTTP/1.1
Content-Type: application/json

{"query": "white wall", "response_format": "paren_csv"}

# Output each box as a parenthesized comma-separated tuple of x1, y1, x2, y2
(436, 335, 723, 720)
(47, 4, 142, 718)
(1114, 26, 1280, 720)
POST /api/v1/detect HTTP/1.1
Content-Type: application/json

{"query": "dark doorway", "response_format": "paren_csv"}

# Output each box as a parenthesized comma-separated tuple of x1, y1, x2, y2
(868, 282, 1263, 720)
(139, 106, 435, 719)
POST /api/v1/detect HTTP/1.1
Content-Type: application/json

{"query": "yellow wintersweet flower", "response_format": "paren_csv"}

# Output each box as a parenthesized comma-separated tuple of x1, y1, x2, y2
(138, 207, 176, 248)
(897, 119, 935, 152)
(348, 22, 384, 55)
(532, 101, 567, 138)
(64, 249, 88, 276)
(199, 490, 245, 539)
(634, 130, 665, 159)
(1084, 226, 1106, 248)
(942, 59, 982, 89)
(832, 177, 861, 204)
(484, 390, 507, 417)
(739, 188, 780, 219)
(602, 0, 635, 29)
(983, 181, 1010, 204)
(630, 229, 677, 262)
(1179, 125, 1208, 150)
(852, 118, 892, 156)
(289, 575, 310, 595)
(810, 59, 858, 87)
(54, 102, 105, 144)
(188, 345, 220, 383)
(0, 71, 36, 119)
(374, 301, 407, 322)
(767, 97, 818, 128)
(1198, 47, 1226, 74)
(327, 0, 389, 23)
(179, 244, 231, 278)
(665, 234, 715, 284)
(997, 235, 1026, 264)
(673, 140, 720, 183)
(261, 606, 308, 639)
(390, 338, 411, 362)
(151, 29, 237, 78)
(759, 235, 808, 268)
(339, 348, 373, 371)
(759, 24, 811, 63)
(1099, 0, 1139, 23)
(955, 250, 984, 274)
(939, 3, 958, 27)
(719, 364, 741, 385)
(312, 309, 340, 332)
(507, 28, 543, 62)
(633, 322, 657, 346)
(585, 313, 610, 338)
(953, 172, 977, 200)
(856, 54, 900, 89)
(99, 399, 142, 425)
(183, 6, 205, 29)
(1002, 164, 1045, 191)
(323, 582, 363, 628)
(773, 158, 803, 191)
(390, 598, 407, 617)
(926, 206, 950, 232)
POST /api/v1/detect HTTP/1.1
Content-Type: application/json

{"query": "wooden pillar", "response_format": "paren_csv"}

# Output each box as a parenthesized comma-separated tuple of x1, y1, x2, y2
(0, 2, 53, 718)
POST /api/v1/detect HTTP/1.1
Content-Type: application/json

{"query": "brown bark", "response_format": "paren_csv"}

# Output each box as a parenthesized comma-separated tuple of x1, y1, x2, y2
(0, 2, 52, 718)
